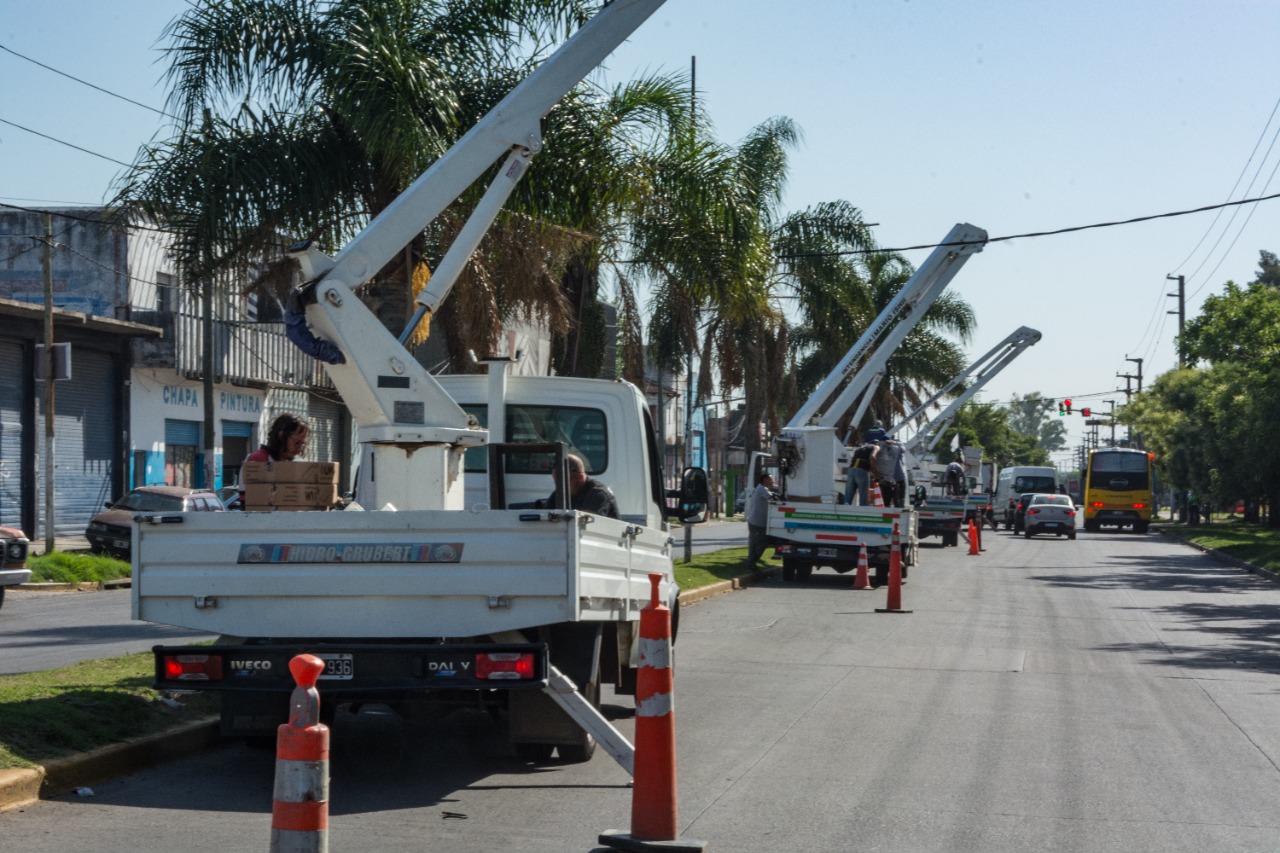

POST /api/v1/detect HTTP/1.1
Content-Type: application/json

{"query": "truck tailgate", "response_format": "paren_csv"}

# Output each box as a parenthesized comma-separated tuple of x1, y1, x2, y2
(132, 509, 669, 638)
(767, 503, 913, 547)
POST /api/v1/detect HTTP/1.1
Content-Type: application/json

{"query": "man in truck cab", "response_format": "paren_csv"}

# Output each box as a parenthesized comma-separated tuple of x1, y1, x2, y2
(542, 453, 619, 518)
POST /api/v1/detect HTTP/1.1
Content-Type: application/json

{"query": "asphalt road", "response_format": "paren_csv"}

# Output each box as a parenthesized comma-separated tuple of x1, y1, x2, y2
(6, 527, 1280, 851)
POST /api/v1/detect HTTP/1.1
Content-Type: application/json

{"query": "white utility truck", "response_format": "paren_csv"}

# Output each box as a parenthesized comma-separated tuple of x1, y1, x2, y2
(888, 326, 1041, 546)
(763, 223, 988, 584)
(133, 0, 707, 768)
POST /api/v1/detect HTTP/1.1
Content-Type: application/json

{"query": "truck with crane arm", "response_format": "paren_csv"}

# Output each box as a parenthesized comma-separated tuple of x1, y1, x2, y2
(761, 222, 988, 584)
(131, 0, 710, 769)
(886, 326, 1042, 546)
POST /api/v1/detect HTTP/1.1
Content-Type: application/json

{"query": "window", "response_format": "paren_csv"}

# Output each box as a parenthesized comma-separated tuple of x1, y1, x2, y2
(156, 272, 174, 313)
(460, 404, 608, 474)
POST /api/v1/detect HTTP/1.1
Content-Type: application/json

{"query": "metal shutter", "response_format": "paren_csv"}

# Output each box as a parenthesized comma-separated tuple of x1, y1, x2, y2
(307, 394, 341, 463)
(37, 347, 118, 536)
(165, 419, 200, 446)
(0, 340, 24, 529)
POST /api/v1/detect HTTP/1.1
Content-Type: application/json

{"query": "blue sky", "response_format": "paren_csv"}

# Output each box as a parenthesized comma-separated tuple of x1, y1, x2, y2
(4, 0, 1279, 464)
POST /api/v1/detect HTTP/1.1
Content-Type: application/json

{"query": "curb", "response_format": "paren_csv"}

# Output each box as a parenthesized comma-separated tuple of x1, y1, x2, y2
(13, 579, 131, 592)
(678, 566, 778, 607)
(0, 719, 220, 814)
(1, 570, 772, 814)
(1154, 527, 1280, 584)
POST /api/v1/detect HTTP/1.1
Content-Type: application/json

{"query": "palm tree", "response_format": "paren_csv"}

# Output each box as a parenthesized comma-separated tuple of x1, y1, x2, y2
(111, 0, 690, 371)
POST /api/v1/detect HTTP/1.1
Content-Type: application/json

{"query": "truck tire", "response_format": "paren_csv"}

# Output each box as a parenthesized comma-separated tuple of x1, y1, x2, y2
(796, 564, 813, 582)
(782, 559, 798, 583)
(1134, 522, 1149, 535)
(509, 623, 601, 764)
(0, 585, 5, 609)
(943, 531, 958, 548)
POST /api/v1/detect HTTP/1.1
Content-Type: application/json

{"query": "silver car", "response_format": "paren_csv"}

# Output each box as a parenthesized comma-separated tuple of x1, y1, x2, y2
(1024, 493, 1077, 539)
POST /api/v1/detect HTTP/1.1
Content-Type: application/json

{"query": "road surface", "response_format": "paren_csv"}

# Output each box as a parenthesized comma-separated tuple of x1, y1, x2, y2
(5, 527, 1280, 852)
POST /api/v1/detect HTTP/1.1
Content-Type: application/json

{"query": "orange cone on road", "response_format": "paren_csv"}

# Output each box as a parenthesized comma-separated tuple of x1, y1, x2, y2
(853, 543, 871, 590)
(968, 518, 980, 555)
(875, 522, 912, 614)
(871, 482, 885, 508)
(599, 574, 708, 853)
(271, 654, 329, 853)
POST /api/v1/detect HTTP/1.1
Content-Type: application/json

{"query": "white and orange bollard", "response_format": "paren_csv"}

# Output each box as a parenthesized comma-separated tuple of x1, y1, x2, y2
(875, 522, 912, 614)
(600, 574, 707, 853)
(270, 654, 329, 853)
(853, 542, 872, 590)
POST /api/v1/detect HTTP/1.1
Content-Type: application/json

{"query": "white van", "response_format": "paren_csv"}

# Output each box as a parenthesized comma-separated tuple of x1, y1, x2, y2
(994, 466, 1058, 528)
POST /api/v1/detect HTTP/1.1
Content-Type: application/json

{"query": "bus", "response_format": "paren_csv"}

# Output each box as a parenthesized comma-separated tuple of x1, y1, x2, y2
(1082, 447, 1154, 534)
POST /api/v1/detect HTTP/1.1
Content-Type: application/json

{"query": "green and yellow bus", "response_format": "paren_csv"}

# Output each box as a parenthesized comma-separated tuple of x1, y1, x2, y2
(1082, 447, 1154, 534)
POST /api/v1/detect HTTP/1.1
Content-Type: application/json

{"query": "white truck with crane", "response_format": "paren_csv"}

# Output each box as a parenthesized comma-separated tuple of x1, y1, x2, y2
(132, 0, 708, 768)
(762, 222, 988, 584)
(888, 326, 1042, 546)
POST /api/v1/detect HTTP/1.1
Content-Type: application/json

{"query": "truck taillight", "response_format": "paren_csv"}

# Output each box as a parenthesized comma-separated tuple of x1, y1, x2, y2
(1133, 503, 1145, 509)
(163, 654, 223, 681)
(475, 652, 535, 680)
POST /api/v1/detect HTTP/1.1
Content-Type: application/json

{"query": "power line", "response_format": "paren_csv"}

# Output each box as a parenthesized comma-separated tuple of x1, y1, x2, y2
(778, 192, 1280, 260)
(0, 42, 178, 120)
(0, 116, 133, 167)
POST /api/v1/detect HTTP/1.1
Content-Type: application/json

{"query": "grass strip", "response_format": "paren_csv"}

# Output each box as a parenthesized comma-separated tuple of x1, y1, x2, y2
(1160, 520, 1280, 575)
(27, 551, 131, 584)
(0, 652, 218, 770)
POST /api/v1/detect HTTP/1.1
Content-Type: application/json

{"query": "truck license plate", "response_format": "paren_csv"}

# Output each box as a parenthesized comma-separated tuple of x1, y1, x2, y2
(818, 547, 838, 558)
(319, 654, 354, 680)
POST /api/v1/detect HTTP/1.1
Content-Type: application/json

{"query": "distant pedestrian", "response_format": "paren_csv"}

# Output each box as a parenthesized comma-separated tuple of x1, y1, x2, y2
(746, 473, 776, 568)
(844, 438, 876, 505)
(871, 436, 906, 508)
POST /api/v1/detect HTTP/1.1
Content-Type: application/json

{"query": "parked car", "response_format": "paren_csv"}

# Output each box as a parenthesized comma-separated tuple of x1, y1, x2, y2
(86, 486, 224, 558)
(216, 486, 244, 511)
(0, 525, 32, 610)
(1024, 493, 1077, 539)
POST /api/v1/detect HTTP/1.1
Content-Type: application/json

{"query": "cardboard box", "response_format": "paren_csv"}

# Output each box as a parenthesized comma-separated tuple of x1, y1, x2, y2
(241, 460, 339, 485)
(245, 482, 340, 509)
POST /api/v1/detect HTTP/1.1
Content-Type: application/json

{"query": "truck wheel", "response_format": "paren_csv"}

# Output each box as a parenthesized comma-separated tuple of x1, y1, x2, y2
(796, 564, 813, 582)
(515, 742, 554, 762)
(782, 560, 798, 583)
(0, 585, 5, 609)
(1134, 522, 1149, 535)
(943, 531, 958, 548)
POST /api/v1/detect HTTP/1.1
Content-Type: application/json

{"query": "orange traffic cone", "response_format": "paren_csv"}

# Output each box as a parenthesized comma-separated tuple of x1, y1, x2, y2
(599, 574, 708, 853)
(968, 518, 980, 555)
(876, 522, 912, 614)
(871, 482, 884, 508)
(271, 655, 329, 853)
(853, 543, 871, 590)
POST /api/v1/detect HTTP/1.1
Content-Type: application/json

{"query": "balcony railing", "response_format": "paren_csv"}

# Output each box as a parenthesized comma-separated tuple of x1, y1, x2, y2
(148, 310, 331, 389)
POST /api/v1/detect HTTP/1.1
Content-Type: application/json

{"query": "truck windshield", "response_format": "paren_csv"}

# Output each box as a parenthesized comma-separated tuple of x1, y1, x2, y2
(1012, 476, 1056, 493)
(462, 404, 607, 474)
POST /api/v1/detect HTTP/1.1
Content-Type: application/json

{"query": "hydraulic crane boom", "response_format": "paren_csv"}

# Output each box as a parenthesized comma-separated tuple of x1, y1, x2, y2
(889, 325, 1042, 459)
(786, 222, 988, 431)
(282, 0, 668, 511)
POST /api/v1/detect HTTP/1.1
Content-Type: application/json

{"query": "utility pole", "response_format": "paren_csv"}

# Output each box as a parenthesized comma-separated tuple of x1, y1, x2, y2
(1105, 399, 1116, 446)
(1166, 275, 1185, 367)
(201, 109, 217, 492)
(41, 213, 55, 554)
(1125, 356, 1144, 393)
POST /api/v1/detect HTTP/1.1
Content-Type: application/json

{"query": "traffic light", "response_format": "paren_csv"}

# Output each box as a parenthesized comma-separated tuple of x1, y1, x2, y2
(1064, 398, 1072, 415)
(1058, 401, 1065, 416)
(1081, 407, 1092, 417)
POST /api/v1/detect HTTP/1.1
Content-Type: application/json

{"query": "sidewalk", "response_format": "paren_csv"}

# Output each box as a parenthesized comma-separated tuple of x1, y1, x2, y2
(28, 536, 92, 557)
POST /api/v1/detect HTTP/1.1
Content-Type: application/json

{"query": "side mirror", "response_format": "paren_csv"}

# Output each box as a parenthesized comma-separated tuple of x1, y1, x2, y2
(675, 466, 710, 524)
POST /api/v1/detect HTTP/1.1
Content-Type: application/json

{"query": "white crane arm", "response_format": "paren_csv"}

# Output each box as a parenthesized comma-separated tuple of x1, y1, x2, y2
(891, 325, 1042, 457)
(786, 222, 987, 430)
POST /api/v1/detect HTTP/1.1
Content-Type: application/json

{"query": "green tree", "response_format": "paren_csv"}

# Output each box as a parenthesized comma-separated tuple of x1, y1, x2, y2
(1131, 279, 1280, 524)
(1005, 392, 1068, 455)
(112, 0, 692, 371)
(945, 401, 1049, 467)
(1254, 250, 1280, 288)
